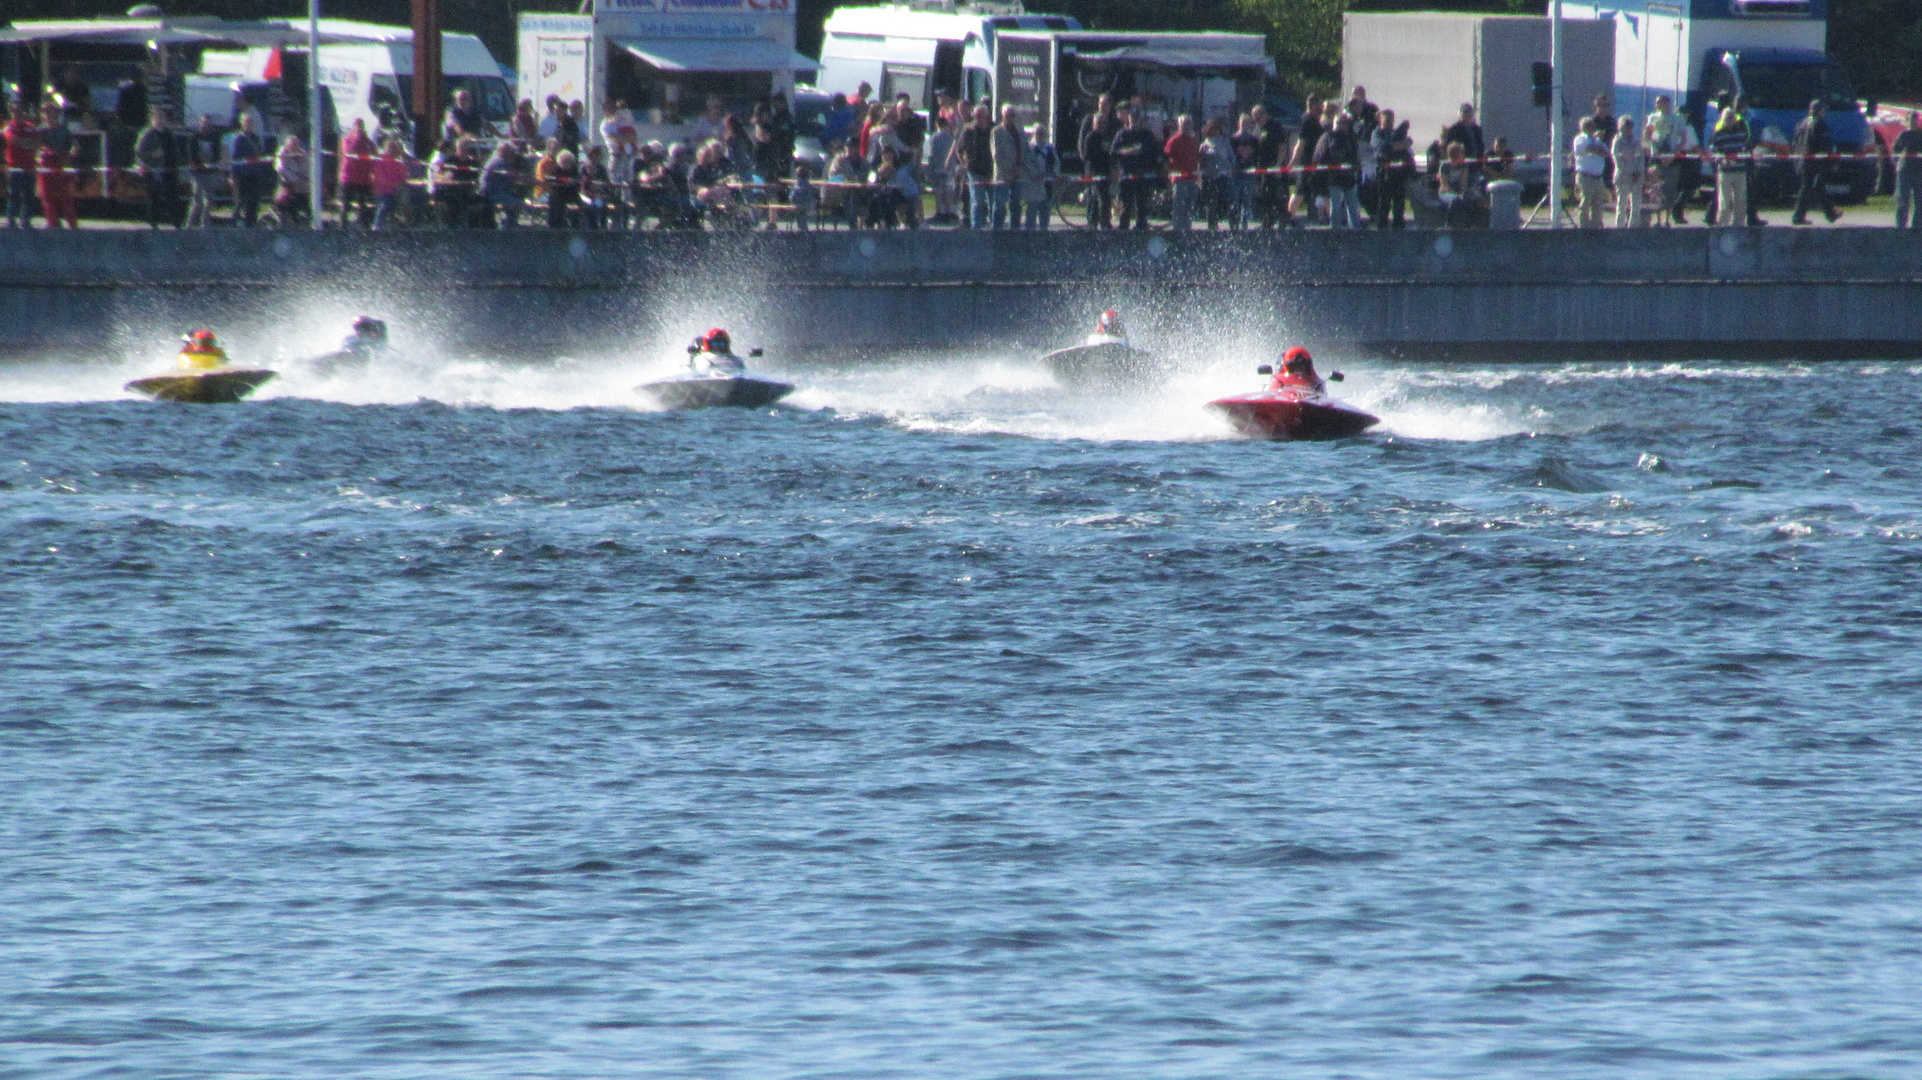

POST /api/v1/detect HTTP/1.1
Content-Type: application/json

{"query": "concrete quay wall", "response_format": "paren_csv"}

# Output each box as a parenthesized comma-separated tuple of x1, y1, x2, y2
(0, 228, 1918, 361)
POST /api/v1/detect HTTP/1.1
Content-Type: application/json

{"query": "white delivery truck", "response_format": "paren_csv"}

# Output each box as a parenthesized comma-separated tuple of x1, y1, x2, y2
(198, 19, 513, 142)
(517, 0, 818, 149)
(815, 0, 1081, 111)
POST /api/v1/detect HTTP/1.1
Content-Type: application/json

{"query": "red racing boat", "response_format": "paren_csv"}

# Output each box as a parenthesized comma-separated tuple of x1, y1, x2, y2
(1208, 347, 1378, 441)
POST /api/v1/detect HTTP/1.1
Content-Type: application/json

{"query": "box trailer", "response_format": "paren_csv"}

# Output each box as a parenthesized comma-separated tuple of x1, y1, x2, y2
(1343, 12, 1614, 176)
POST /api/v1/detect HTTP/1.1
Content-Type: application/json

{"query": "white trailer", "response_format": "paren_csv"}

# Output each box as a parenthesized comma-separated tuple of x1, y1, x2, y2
(517, 0, 818, 149)
(1342, 12, 1615, 169)
(816, 1, 1080, 110)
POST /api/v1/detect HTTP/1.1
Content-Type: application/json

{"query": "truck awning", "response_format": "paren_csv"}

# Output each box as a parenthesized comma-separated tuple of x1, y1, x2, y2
(614, 38, 821, 74)
(1072, 45, 1269, 73)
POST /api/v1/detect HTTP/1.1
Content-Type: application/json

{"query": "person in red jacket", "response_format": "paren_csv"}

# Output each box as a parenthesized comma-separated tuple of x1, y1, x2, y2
(4, 102, 41, 228)
(1163, 114, 1201, 231)
(337, 118, 377, 227)
(37, 143, 77, 228)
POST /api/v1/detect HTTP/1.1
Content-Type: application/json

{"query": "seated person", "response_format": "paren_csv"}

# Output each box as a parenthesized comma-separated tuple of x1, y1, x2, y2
(1271, 346, 1326, 392)
(1094, 308, 1127, 342)
(693, 328, 745, 374)
(179, 329, 228, 369)
(343, 316, 388, 356)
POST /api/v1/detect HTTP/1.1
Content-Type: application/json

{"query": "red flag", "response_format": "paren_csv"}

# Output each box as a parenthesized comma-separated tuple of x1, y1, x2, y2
(263, 46, 283, 82)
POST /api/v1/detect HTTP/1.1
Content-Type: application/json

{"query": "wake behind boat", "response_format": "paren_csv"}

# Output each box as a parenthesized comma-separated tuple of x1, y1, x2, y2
(638, 329, 794, 410)
(126, 330, 275, 404)
(1041, 309, 1163, 384)
(1209, 347, 1378, 441)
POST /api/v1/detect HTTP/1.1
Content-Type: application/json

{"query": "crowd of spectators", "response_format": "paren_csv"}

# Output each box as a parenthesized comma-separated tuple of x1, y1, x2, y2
(2, 79, 1918, 232)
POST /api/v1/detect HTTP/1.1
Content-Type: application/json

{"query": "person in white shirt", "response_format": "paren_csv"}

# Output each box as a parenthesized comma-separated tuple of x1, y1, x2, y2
(1573, 118, 1609, 228)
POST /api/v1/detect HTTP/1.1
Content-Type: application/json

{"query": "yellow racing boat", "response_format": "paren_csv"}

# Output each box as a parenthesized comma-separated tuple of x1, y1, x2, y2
(126, 330, 276, 404)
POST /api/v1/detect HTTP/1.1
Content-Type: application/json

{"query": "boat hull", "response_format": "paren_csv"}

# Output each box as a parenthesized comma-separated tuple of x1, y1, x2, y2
(1041, 341, 1164, 384)
(1209, 390, 1378, 440)
(126, 369, 277, 403)
(639, 375, 794, 410)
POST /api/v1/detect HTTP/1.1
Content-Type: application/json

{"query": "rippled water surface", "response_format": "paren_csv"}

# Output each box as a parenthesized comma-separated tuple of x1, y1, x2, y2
(4, 348, 1921, 1079)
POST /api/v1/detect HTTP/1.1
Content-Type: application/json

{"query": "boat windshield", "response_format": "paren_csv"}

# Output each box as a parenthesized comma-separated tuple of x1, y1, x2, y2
(1737, 61, 1856, 112)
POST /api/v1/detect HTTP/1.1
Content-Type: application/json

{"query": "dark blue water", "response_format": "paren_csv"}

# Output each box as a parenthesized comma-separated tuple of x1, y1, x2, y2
(4, 356, 1921, 1079)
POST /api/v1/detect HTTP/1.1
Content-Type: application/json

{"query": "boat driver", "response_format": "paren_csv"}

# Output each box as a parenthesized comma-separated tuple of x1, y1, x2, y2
(694, 328, 745, 374)
(1094, 308, 1127, 341)
(178, 329, 228, 370)
(1272, 346, 1325, 392)
(343, 316, 388, 356)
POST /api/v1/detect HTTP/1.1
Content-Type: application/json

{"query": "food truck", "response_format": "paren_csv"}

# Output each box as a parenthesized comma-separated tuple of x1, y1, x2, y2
(517, 0, 819, 146)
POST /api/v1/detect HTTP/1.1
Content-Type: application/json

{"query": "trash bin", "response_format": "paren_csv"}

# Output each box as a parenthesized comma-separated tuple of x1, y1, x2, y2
(1487, 180, 1523, 229)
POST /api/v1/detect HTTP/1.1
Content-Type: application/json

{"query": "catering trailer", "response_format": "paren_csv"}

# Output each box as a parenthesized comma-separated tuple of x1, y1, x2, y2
(517, 1, 818, 148)
(991, 30, 1270, 169)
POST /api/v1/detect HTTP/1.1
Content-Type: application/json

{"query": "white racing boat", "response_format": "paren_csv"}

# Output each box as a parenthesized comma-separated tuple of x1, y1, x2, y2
(1040, 309, 1163, 384)
(638, 329, 794, 410)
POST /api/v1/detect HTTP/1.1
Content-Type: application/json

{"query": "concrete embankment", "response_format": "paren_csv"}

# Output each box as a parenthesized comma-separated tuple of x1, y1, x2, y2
(1, 228, 1917, 361)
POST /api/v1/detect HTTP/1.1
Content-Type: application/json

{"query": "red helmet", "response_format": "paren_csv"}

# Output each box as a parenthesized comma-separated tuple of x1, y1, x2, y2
(702, 328, 731, 353)
(192, 329, 217, 345)
(1096, 309, 1121, 332)
(1282, 346, 1313, 373)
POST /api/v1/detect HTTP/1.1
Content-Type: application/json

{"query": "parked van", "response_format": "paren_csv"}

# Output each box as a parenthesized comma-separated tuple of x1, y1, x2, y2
(199, 19, 511, 142)
(816, 1, 1081, 111)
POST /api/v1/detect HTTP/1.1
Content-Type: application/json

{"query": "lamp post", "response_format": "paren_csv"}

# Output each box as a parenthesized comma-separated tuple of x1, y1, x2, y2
(308, 0, 324, 230)
(1548, 0, 1564, 228)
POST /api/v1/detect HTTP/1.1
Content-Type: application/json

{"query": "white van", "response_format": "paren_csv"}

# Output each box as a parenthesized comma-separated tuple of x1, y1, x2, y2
(199, 19, 512, 142)
(816, 1, 1080, 111)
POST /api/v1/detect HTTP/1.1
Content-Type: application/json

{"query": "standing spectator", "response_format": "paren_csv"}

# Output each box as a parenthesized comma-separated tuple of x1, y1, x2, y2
(1199, 117, 1235, 230)
(1673, 116, 1706, 224)
(1077, 94, 1119, 229)
(1248, 104, 1289, 228)
(37, 100, 72, 159)
(1644, 94, 1684, 224)
(790, 161, 818, 231)
(1019, 121, 1058, 230)
(1443, 103, 1485, 186)
(433, 136, 482, 227)
(1893, 111, 1922, 229)
(1316, 115, 1363, 229)
(1790, 99, 1841, 225)
(989, 105, 1022, 229)
(273, 135, 310, 228)
(225, 112, 272, 228)
(4, 101, 42, 228)
(956, 104, 994, 229)
(338, 118, 377, 228)
(1589, 92, 1616, 190)
(562, 101, 587, 154)
(370, 138, 410, 229)
(133, 107, 186, 229)
(445, 88, 489, 139)
(1345, 86, 1380, 136)
(1573, 117, 1609, 229)
(1612, 115, 1647, 227)
(1288, 95, 1324, 220)
(721, 115, 754, 179)
(36, 140, 78, 229)
(821, 94, 855, 147)
(1371, 113, 1411, 230)
(580, 144, 612, 228)
(1111, 105, 1158, 231)
(768, 94, 797, 180)
(1228, 112, 1260, 229)
(538, 96, 566, 142)
(186, 114, 224, 228)
(1710, 96, 1752, 227)
(1164, 114, 1202, 231)
(926, 107, 958, 225)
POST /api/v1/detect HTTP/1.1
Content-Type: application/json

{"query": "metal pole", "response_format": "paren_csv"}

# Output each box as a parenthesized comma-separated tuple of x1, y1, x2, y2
(1548, 0, 1564, 228)
(410, 0, 444, 159)
(308, 0, 325, 230)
